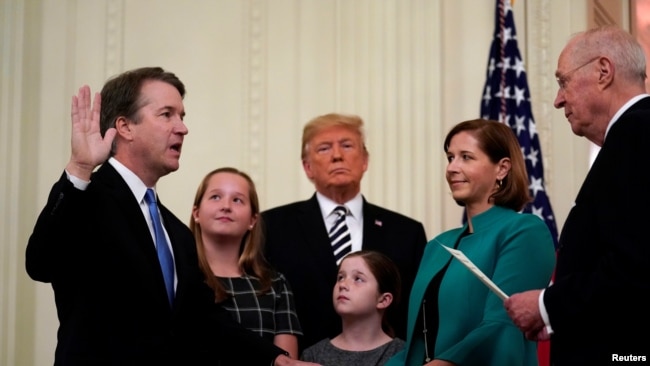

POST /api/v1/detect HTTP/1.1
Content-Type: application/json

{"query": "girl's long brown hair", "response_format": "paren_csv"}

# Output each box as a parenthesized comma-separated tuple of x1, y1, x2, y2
(190, 167, 273, 302)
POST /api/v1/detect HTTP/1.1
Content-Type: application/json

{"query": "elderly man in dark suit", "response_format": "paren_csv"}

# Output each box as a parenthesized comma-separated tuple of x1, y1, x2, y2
(505, 26, 650, 365)
(262, 113, 427, 352)
(25, 67, 317, 366)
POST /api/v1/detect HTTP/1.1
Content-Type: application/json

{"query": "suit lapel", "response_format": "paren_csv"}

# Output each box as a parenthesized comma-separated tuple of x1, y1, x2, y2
(406, 235, 456, 339)
(361, 198, 384, 250)
(94, 163, 171, 304)
(94, 163, 156, 253)
(297, 194, 339, 265)
(576, 97, 650, 203)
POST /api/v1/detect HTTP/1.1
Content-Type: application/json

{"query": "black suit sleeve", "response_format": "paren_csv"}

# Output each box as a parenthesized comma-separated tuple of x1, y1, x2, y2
(26, 172, 85, 282)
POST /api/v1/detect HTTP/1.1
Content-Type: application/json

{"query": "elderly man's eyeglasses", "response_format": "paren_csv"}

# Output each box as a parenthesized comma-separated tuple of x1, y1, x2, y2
(555, 56, 600, 90)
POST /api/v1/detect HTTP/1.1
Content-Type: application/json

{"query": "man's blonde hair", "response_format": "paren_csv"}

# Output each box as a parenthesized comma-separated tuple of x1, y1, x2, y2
(301, 113, 368, 160)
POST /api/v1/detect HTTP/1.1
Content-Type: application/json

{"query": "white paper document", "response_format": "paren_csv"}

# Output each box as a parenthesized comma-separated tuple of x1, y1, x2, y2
(437, 241, 510, 300)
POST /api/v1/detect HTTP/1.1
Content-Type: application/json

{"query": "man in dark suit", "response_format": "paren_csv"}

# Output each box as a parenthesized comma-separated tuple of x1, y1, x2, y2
(262, 113, 427, 351)
(505, 26, 650, 365)
(25, 67, 316, 366)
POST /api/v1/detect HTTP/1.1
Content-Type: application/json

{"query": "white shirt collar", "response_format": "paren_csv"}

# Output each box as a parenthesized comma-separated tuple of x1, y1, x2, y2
(316, 191, 363, 222)
(605, 94, 650, 141)
(108, 157, 152, 203)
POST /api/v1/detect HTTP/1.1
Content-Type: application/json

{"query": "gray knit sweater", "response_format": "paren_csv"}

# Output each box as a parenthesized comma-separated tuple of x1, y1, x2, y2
(301, 338, 405, 366)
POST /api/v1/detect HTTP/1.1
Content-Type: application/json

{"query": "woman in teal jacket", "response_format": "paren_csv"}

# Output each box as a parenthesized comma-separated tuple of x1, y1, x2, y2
(387, 119, 555, 366)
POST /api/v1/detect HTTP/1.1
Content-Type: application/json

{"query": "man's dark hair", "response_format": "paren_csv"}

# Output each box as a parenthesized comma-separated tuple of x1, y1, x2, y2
(99, 67, 185, 140)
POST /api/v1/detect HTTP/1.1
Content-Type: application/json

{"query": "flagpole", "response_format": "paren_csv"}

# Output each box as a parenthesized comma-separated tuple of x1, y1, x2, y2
(479, 2, 558, 362)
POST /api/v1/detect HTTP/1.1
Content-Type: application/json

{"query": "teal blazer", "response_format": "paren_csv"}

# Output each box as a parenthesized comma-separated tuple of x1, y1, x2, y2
(387, 206, 555, 366)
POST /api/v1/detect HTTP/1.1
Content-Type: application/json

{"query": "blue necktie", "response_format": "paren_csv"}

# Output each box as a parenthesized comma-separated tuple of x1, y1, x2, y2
(329, 206, 352, 265)
(145, 189, 175, 305)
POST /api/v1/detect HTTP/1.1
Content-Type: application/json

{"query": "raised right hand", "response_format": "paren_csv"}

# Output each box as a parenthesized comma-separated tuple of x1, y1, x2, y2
(65, 85, 117, 180)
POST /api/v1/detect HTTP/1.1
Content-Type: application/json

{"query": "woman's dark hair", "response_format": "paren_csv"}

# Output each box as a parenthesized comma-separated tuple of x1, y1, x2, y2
(443, 119, 531, 211)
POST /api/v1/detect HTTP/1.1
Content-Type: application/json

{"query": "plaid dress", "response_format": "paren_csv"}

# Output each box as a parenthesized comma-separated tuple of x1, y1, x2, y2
(217, 271, 303, 343)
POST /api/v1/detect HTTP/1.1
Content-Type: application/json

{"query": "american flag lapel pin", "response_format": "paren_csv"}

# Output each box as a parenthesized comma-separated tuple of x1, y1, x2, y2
(374, 219, 382, 227)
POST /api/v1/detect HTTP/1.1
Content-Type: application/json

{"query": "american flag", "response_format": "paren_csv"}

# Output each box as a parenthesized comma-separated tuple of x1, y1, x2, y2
(480, 0, 559, 248)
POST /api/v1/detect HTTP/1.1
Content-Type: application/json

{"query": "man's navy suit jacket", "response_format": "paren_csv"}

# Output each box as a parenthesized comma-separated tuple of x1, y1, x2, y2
(545, 97, 650, 364)
(26, 163, 282, 365)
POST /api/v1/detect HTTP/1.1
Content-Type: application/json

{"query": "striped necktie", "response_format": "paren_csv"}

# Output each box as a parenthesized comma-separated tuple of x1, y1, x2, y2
(329, 205, 352, 265)
(145, 189, 175, 305)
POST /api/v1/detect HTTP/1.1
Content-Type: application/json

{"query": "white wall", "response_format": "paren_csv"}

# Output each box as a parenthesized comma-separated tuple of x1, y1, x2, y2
(1, 0, 595, 364)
